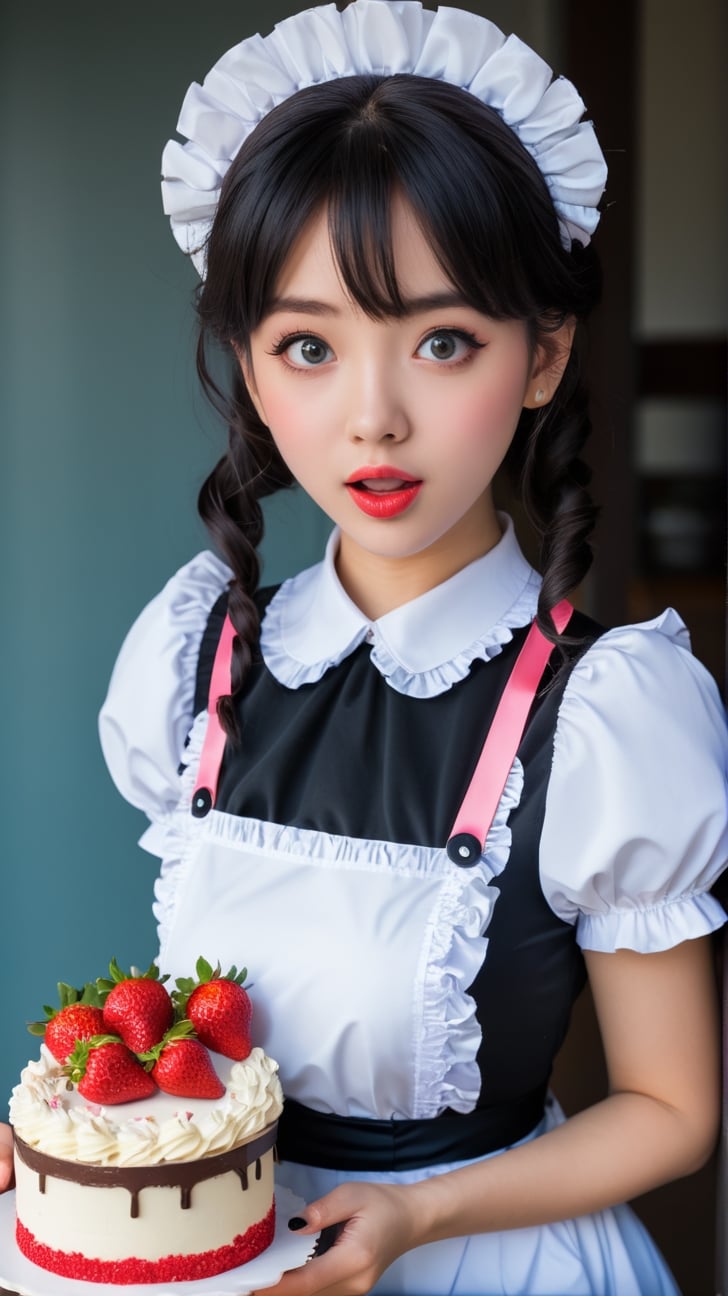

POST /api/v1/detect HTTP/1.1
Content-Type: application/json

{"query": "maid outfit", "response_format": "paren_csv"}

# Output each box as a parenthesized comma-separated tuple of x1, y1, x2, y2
(99, 517, 728, 1296)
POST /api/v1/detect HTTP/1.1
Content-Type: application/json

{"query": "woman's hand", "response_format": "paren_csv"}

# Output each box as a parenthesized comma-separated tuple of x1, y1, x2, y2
(0, 1123, 13, 1191)
(252, 1180, 424, 1295)
(253, 937, 720, 1293)
(256, 937, 721, 1294)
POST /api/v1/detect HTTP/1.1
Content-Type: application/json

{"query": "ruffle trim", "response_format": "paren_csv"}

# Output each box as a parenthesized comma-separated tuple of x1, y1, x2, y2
(371, 572, 540, 698)
(576, 889, 727, 954)
(166, 552, 232, 738)
(98, 550, 231, 823)
(260, 583, 367, 691)
(157, 797, 461, 875)
(149, 711, 525, 1118)
(150, 709, 210, 959)
(161, 0, 607, 273)
(413, 758, 524, 1117)
(261, 568, 540, 698)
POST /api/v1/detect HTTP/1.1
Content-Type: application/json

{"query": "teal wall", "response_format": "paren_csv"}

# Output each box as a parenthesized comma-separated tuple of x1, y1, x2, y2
(1, 1, 330, 1119)
(1, 0, 557, 1118)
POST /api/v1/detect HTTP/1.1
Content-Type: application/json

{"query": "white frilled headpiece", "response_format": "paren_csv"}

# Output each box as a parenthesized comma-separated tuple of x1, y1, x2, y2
(161, 0, 608, 277)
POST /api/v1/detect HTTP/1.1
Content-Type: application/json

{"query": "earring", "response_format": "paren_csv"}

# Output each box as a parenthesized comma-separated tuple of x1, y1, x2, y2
(534, 388, 546, 403)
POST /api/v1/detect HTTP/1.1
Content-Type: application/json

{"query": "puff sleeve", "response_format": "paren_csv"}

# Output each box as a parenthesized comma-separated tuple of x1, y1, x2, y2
(98, 552, 232, 834)
(539, 610, 728, 952)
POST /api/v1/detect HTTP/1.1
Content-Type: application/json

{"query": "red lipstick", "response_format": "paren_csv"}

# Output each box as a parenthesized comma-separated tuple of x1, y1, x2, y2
(344, 465, 423, 519)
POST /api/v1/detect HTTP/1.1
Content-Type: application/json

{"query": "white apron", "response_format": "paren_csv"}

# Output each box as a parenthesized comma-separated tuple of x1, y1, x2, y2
(152, 611, 679, 1296)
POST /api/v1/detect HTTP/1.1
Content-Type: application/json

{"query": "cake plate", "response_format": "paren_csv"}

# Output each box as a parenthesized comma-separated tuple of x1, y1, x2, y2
(0, 1186, 319, 1296)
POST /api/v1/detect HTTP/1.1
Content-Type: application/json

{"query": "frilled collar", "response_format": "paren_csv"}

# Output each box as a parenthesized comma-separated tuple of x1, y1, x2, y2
(259, 515, 541, 698)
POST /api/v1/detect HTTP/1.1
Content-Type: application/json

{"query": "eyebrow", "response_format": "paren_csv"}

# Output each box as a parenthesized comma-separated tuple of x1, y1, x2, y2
(266, 291, 473, 317)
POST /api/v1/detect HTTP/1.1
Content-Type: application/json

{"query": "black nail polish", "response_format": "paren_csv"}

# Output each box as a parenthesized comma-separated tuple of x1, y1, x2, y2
(288, 1215, 307, 1231)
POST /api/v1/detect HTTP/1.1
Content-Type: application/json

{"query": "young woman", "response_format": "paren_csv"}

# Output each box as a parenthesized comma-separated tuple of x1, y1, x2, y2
(2, 4, 726, 1293)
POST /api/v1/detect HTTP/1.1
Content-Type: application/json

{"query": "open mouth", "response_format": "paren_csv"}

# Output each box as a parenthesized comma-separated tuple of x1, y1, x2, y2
(345, 476, 423, 518)
(348, 477, 417, 494)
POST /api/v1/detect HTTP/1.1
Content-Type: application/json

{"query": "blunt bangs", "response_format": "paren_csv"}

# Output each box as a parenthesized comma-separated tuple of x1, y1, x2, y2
(201, 74, 580, 348)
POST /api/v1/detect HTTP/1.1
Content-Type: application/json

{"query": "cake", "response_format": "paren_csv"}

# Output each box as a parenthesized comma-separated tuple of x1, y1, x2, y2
(9, 960, 284, 1283)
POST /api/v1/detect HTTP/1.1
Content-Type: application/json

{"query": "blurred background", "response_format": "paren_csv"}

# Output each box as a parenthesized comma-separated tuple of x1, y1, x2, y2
(2, 2, 726, 1291)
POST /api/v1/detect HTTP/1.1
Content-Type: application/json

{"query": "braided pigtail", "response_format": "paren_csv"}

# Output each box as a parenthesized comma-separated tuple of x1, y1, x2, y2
(196, 348, 293, 741)
(507, 324, 599, 648)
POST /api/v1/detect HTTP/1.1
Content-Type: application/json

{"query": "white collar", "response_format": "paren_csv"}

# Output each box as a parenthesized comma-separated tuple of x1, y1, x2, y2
(260, 515, 541, 698)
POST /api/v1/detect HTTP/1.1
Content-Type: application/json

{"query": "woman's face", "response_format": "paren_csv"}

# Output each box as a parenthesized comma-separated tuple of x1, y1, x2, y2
(240, 196, 561, 594)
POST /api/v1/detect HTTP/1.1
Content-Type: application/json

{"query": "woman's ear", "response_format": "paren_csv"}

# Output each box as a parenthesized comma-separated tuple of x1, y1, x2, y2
(232, 341, 267, 424)
(523, 317, 576, 409)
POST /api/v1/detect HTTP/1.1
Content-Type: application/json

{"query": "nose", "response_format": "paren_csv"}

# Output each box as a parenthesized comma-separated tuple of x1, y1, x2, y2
(343, 356, 411, 444)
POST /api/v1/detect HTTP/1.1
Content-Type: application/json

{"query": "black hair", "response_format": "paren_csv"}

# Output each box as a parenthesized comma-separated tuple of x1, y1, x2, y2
(194, 73, 602, 738)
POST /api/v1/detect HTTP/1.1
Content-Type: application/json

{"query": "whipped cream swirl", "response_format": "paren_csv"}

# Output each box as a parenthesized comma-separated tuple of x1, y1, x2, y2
(10, 1044, 283, 1167)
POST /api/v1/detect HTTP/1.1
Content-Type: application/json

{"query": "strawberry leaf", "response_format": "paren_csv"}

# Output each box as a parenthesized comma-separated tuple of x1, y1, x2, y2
(58, 983, 80, 1009)
(139, 1019, 197, 1069)
(79, 982, 105, 1007)
(66, 1038, 92, 1081)
(28, 980, 104, 1035)
(97, 960, 168, 1002)
(66, 1033, 125, 1083)
(172, 957, 248, 1017)
(195, 956, 216, 984)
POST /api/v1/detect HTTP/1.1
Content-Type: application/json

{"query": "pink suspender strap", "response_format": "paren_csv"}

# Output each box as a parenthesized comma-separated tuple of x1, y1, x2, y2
(446, 599, 573, 866)
(191, 613, 237, 819)
(191, 601, 574, 836)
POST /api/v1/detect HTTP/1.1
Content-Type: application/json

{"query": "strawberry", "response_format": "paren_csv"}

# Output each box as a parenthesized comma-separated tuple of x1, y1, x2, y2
(66, 1035, 158, 1105)
(98, 960, 173, 1053)
(141, 1022, 225, 1099)
(173, 958, 252, 1061)
(28, 982, 106, 1064)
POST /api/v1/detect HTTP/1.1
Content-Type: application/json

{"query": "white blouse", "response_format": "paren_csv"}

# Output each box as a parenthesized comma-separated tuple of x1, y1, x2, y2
(99, 518, 728, 956)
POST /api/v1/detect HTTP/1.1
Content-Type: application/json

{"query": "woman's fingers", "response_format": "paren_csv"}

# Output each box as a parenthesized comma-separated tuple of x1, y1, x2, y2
(253, 1182, 419, 1295)
(0, 1123, 14, 1191)
(253, 1233, 374, 1296)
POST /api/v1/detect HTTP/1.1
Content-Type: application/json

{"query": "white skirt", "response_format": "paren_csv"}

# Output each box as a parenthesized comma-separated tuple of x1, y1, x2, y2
(276, 1098, 679, 1296)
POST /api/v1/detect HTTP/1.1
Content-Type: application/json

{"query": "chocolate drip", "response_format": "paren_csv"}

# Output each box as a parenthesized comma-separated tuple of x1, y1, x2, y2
(14, 1123, 277, 1219)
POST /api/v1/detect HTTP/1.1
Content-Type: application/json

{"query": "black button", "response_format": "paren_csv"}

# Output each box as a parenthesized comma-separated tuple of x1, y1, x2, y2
(446, 833, 482, 866)
(191, 787, 213, 818)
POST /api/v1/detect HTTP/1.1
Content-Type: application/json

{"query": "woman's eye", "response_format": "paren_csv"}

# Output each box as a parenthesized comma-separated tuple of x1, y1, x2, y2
(416, 330, 479, 363)
(283, 336, 333, 367)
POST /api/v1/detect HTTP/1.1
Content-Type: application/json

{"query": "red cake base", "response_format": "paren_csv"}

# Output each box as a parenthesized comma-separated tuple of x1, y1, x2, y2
(16, 1202, 276, 1284)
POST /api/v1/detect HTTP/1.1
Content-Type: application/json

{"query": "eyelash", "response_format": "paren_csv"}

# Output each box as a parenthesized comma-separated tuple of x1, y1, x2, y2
(268, 332, 331, 369)
(267, 326, 487, 370)
(417, 328, 486, 366)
